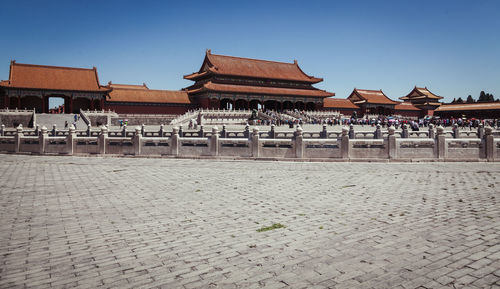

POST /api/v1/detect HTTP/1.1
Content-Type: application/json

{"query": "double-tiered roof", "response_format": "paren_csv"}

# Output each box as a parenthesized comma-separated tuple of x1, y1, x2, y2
(185, 50, 324, 84)
(184, 50, 334, 100)
(400, 86, 443, 107)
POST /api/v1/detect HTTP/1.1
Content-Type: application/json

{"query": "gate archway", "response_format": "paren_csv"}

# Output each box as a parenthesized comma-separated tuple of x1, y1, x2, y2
(220, 99, 233, 110)
(295, 101, 305, 110)
(306, 102, 316, 111)
(20, 95, 43, 112)
(249, 99, 262, 110)
(234, 99, 248, 110)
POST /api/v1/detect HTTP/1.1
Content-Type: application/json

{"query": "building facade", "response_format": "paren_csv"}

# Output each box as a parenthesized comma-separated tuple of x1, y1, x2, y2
(399, 86, 443, 116)
(2, 56, 497, 119)
(184, 50, 334, 111)
(104, 82, 193, 114)
(322, 98, 359, 116)
(347, 89, 398, 116)
(434, 102, 500, 119)
(0, 61, 110, 113)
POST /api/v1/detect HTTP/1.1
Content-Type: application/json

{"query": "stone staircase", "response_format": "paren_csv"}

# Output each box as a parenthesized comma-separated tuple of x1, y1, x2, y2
(35, 113, 87, 130)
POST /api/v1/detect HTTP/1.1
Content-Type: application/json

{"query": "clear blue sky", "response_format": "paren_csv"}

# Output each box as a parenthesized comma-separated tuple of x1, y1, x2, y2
(1, 0, 499, 103)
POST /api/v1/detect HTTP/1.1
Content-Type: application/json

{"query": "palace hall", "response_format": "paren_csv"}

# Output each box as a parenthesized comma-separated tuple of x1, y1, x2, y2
(184, 50, 335, 111)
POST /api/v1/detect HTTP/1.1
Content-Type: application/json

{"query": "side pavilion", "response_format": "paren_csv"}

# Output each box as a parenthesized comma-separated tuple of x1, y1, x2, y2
(0, 61, 110, 113)
(347, 88, 398, 116)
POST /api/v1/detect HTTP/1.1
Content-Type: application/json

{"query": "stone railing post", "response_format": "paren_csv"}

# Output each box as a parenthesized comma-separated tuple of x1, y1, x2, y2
(295, 126, 304, 158)
(15, 125, 23, 153)
(198, 125, 203, 137)
(402, 123, 409, 138)
(388, 126, 396, 159)
(269, 124, 276, 139)
(35, 124, 40, 136)
(348, 124, 355, 139)
(374, 124, 382, 139)
(0, 124, 5, 136)
(436, 125, 446, 159)
(99, 126, 108, 154)
(171, 127, 179, 156)
(221, 124, 227, 138)
(134, 126, 142, 155)
(452, 124, 459, 138)
(179, 125, 184, 137)
(320, 125, 327, 139)
(52, 124, 57, 137)
(251, 127, 259, 158)
(478, 123, 484, 139)
(122, 125, 127, 137)
(39, 126, 47, 154)
(341, 126, 349, 159)
(244, 124, 250, 139)
(159, 124, 164, 137)
(87, 124, 91, 137)
(484, 126, 494, 161)
(141, 124, 145, 137)
(428, 123, 435, 139)
(210, 126, 219, 156)
(67, 125, 76, 155)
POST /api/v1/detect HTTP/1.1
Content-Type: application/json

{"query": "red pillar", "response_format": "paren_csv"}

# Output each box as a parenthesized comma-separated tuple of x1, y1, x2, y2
(3, 94, 8, 109)
(90, 99, 95, 110)
(17, 95, 20, 109)
(70, 96, 74, 113)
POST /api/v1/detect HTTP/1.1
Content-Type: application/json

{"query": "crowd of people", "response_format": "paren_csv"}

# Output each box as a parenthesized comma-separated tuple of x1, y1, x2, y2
(251, 109, 500, 131)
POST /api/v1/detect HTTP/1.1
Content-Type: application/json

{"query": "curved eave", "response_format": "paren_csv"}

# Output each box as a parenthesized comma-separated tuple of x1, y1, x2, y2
(205, 53, 324, 84)
(293, 62, 323, 83)
(403, 87, 425, 99)
(195, 69, 323, 84)
(189, 82, 334, 98)
(183, 71, 211, 80)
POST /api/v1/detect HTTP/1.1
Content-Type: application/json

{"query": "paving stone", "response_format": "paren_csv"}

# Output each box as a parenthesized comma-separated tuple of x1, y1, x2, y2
(0, 155, 499, 288)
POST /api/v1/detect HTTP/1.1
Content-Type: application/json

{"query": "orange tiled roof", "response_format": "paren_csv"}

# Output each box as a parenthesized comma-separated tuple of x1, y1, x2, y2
(107, 87, 190, 104)
(0, 61, 109, 92)
(323, 98, 359, 109)
(349, 89, 398, 105)
(188, 81, 334, 98)
(435, 102, 500, 111)
(394, 102, 421, 111)
(184, 50, 323, 83)
(400, 86, 443, 100)
(109, 82, 148, 90)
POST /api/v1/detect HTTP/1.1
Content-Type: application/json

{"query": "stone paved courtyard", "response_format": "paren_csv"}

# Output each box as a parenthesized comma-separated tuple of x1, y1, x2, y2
(0, 155, 499, 289)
